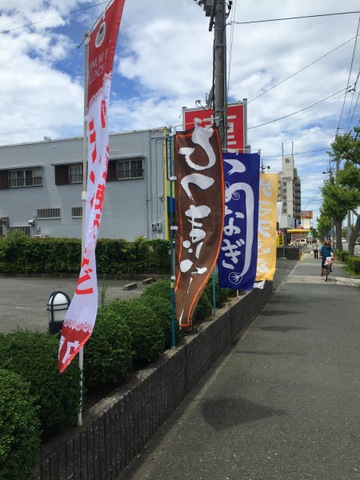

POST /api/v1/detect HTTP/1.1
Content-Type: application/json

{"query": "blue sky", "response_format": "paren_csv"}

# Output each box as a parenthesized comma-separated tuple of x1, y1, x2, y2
(0, 0, 359, 224)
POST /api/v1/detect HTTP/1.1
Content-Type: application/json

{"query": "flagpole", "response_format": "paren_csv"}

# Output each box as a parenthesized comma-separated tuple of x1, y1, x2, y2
(77, 29, 90, 428)
(169, 128, 177, 349)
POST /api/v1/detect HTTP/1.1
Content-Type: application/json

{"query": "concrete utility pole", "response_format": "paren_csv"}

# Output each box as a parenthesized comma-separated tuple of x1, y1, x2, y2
(196, 0, 228, 150)
(213, 0, 227, 150)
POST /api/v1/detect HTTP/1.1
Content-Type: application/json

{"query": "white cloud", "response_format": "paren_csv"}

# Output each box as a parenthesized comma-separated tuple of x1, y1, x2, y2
(0, 0, 359, 224)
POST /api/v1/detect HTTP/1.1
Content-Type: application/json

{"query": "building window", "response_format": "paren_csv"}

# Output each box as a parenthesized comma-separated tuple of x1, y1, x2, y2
(37, 208, 61, 219)
(55, 163, 82, 185)
(72, 207, 82, 218)
(117, 159, 143, 180)
(69, 164, 83, 184)
(107, 158, 144, 181)
(8, 168, 42, 188)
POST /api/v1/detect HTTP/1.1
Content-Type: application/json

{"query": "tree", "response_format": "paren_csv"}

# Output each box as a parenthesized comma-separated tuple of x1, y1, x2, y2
(324, 128, 360, 255)
(317, 209, 332, 240)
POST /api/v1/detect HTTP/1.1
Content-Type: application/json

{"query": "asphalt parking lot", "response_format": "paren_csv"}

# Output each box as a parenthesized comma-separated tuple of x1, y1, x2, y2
(0, 275, 149, 333)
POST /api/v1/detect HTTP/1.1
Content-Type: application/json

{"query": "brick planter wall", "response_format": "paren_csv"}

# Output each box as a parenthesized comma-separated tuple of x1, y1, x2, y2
(32, 281, 273, 480)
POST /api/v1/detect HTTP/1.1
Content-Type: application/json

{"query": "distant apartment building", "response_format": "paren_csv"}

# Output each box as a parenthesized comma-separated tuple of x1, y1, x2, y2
(277, 155, 301, 228)
(0, 128, 170, 241)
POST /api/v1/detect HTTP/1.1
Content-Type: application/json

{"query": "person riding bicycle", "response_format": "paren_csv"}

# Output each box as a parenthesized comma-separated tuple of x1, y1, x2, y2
(320, 240, 334, 277)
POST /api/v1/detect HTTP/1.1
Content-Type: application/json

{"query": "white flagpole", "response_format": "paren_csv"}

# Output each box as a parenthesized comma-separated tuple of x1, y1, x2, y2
(77, 29, 90, 428)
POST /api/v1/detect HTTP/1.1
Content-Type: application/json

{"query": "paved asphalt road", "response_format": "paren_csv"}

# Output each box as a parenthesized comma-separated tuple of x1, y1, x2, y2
(118, 252, 360, 480)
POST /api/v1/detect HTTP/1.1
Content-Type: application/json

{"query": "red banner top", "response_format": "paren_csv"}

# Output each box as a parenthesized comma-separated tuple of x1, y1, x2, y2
(88, 0, 125, 104)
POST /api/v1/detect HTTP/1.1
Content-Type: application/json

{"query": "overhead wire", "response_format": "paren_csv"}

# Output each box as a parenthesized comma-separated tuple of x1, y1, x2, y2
(263, 148, 329, 159)
(230, 10, 360, 26)
(249, 87, 349, 130)
(248, 34, 360, 104)
(226, 7, 360, 215)
(0, 2, 108, 35)
(346, 85, 360, 130)
(226, 8, 360, 138)
(337, 15, 360, 133)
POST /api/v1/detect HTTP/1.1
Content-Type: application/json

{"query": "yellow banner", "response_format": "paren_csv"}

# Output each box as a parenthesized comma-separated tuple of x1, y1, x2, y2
(256, 173, 279, 282)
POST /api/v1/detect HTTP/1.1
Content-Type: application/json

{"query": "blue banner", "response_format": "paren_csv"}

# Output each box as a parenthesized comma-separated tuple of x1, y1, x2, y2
(217, 152, 260, 290)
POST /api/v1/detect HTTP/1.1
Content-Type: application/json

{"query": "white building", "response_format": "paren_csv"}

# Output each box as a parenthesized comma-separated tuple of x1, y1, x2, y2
(0, 128, 170, 240)
(277, 155, 301, 228)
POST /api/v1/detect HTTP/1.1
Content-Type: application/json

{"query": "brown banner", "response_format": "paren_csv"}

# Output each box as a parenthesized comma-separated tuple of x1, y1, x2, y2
(174, 124, 224, 330)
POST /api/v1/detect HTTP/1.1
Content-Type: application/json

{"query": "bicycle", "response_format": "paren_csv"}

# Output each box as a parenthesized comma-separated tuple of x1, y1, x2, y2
(323, 256, 332, 282)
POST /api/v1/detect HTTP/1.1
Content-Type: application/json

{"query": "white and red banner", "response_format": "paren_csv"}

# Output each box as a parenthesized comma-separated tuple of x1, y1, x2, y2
(174, 124, 224, 330)
(59, 0, 125, 373)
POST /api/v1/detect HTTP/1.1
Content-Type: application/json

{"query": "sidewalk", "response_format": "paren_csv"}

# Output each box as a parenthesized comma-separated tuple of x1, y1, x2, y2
(119, 254, 360, 480)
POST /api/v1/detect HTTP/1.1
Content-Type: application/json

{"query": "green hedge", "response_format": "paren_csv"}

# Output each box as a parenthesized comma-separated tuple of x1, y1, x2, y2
(0, 232, 171, 275)
(0, 331, 81, 439)
(347, 256, 360, 274)
(106, 298, 165, 365)
(138, 293, 183, 349)
(84, 305, 133, 389)
(0, 368, 41, 480)
(336, 249, 360, 274)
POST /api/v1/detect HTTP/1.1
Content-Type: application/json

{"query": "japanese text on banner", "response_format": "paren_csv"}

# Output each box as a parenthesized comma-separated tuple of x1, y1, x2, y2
(256, 173, 279, 283)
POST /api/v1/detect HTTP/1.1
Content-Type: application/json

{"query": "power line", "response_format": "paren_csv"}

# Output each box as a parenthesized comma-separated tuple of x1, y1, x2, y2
(249, 87, 348, 130)
(338, 16, 360, 133)
(230, 10, 360, 26)
(263, 148, 329, 159)
(346, 83, 360, 130)
(0, 2, 108, 35)
(248, 34, 359, 104)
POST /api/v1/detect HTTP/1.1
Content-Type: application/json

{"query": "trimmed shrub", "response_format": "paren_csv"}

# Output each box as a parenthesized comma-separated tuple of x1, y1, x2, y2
(203, 277, 232, 309)
(192, 292, 213, 325)
(96, 238, 129, 275)
(0, 236, 172, 276)
(0, 229, 30, 274)
(138, 295, 183, 349)
(0, 368, 41, 480)
(107, 298, 165, 365)
(347, 256, 360, 274)
(147, 239, 171, 274)
(340, 251, 349, 263)
(0, 331, 81, 439)
(83, 305, 133, 389)
(142, 279, 216, 329)
(142, 279, 172, 301)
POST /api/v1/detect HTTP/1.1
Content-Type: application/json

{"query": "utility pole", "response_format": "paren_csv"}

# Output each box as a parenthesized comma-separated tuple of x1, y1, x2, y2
(213, 0, 227, 150)
(195, 0, 229, 150)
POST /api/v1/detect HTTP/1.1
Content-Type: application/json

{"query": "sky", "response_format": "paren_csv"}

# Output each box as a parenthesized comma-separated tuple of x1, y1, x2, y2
(0, 0, 359, 226)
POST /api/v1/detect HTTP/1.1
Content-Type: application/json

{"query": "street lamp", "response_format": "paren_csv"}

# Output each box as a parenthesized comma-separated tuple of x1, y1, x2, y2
(47, 291, 70, 335)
